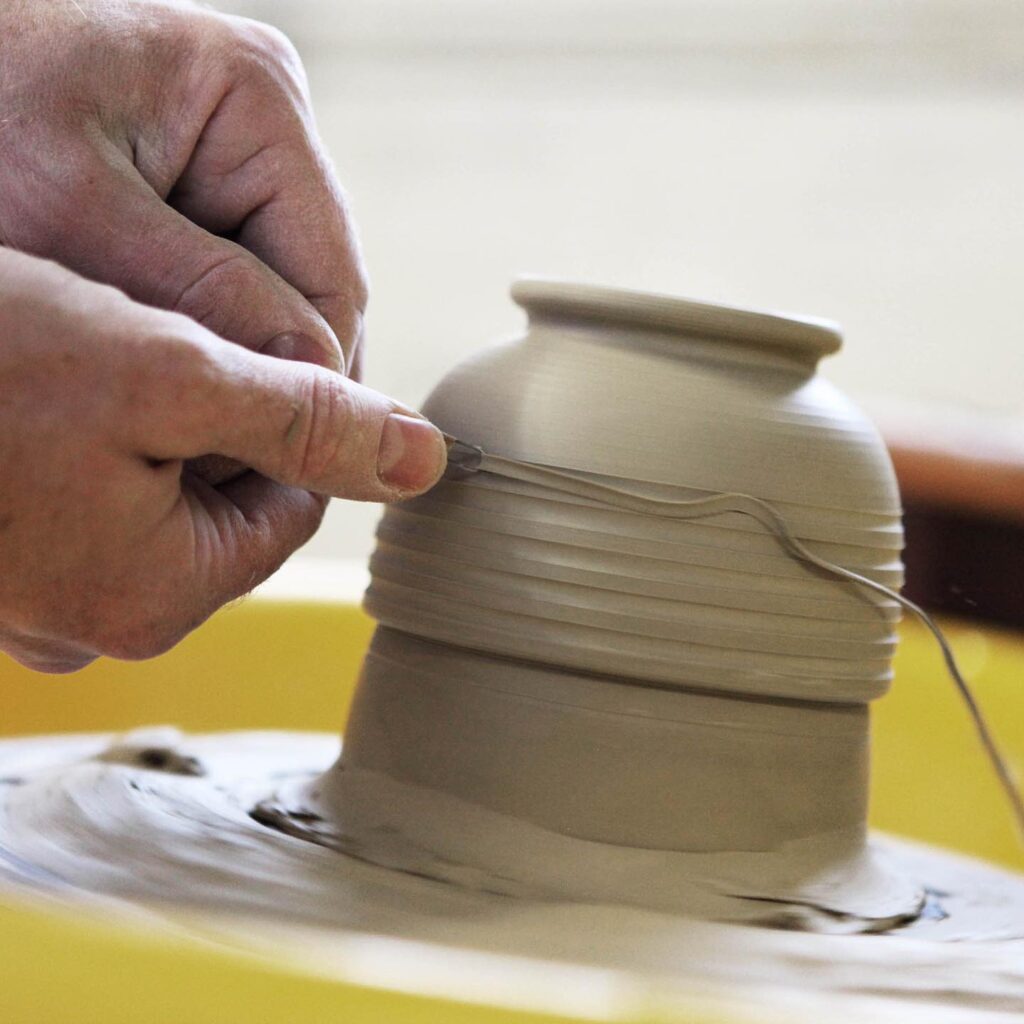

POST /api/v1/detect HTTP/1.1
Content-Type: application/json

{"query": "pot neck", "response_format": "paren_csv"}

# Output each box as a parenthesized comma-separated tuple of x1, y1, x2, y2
(513, 278, 842, 375)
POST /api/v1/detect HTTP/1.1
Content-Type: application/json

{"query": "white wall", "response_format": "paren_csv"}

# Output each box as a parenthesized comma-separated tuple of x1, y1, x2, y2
(214, 0, 1024, 561)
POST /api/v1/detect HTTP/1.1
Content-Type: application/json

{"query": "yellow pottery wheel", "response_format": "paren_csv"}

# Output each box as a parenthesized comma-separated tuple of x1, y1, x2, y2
(2, 561, 1022, 1023)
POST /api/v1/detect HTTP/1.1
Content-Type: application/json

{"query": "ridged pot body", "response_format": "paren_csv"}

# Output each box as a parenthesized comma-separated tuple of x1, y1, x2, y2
(324, 281, 914, 890)
(364, 280, 903, 704)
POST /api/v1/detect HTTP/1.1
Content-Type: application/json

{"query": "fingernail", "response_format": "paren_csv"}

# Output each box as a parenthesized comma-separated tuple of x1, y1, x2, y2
(263, 332, 342, 373)
(377, 414, 447, 493)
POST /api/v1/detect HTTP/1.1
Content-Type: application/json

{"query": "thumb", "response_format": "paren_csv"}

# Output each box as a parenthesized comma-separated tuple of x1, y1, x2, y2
(140, 340, 447, 501)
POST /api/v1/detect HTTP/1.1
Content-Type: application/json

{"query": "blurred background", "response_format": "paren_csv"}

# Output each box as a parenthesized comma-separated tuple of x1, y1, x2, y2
(214, 0, 1023, 619)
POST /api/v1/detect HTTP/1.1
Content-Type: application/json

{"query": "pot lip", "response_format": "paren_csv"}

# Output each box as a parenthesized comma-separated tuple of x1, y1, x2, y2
(511, 276, 843, 361)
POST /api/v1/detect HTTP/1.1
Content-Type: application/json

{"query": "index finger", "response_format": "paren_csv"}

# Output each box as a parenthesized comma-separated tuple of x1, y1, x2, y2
(169, 20, 367, 374)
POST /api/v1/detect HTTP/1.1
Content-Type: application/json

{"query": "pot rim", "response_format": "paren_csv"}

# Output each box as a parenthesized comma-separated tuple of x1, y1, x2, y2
(511, 276, 843, 362)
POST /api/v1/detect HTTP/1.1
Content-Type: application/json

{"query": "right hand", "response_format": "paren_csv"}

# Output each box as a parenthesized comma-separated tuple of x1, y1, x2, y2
(0, 0, 374, 482)
(0, 250, 446, 674)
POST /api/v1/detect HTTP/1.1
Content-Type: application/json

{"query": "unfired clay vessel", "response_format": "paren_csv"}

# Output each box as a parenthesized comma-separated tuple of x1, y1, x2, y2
(280, 279, 917, 925)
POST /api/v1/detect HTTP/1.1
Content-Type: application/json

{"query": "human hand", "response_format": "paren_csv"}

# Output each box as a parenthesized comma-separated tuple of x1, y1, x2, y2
(0, 0, 365, 400)
(0, 251, 445, 674)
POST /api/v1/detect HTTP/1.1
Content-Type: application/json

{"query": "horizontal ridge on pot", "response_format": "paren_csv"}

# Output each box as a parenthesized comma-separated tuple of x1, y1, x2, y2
(367, 278, 903, 704)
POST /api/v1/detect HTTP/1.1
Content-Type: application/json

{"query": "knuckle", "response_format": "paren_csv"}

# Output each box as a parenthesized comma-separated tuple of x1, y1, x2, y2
(248, 21, 302, 66)
(228, 18, 305, 87)
(289, 374, 360, 485)
(171, 252, 260, 339)
(173, 252, 248, 313)
(126, 325, 218, 405)
(148, 7, 253, 70)
(110, 327, 224, 448)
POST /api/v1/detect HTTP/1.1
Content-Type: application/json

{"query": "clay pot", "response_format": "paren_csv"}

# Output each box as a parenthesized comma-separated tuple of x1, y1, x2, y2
(311, 280, 916, 921)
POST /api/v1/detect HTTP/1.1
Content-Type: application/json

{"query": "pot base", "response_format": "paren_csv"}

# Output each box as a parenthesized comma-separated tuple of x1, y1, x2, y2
(3, 729, 1018, 942)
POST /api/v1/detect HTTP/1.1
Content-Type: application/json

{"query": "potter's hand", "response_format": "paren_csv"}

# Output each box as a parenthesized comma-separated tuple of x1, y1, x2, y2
(0, 0, 363, 377)
(0, 251, 446, 674)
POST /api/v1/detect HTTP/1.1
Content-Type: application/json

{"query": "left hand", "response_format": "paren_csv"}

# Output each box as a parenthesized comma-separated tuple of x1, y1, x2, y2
(0, 0, 367, 381)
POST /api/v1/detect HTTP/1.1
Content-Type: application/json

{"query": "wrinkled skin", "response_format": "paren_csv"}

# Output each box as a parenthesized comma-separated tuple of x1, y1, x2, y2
(0, 1, 446, 673)
(0, 0, 364, 376)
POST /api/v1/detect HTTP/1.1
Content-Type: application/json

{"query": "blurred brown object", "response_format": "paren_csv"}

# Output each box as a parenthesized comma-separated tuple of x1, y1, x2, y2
(881, 409, 1024, 629)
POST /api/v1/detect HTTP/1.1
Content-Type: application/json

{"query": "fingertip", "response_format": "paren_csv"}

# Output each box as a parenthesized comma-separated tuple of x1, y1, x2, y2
(376, 414, 447, 496)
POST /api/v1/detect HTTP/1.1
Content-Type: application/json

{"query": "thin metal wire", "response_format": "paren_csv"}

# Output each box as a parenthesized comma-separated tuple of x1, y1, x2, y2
(444, 439, 1024, 844)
